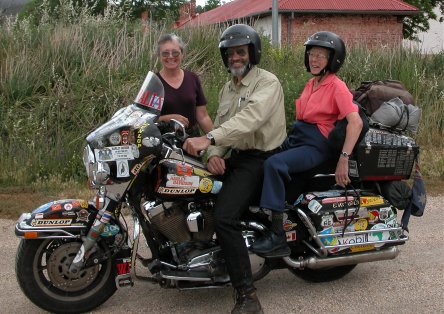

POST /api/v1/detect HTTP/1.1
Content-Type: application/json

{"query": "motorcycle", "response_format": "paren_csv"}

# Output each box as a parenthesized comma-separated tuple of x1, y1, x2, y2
(15, 72, 411, 313)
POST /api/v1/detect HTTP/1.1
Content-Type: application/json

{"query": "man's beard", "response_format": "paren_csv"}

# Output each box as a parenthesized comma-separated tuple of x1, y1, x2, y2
(229, 64, 249, 77)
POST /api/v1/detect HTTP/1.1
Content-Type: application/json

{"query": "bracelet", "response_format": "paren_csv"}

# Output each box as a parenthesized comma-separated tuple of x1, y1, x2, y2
(340, 151, 350, 158)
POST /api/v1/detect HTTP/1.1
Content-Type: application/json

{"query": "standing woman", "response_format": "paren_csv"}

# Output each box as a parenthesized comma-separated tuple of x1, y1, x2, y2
(155, 34, 213, 136)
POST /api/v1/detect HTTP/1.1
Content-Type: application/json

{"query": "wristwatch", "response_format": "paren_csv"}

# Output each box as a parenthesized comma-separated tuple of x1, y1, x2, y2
(340, 151, 350, 158)
(206, 132, 215, 145)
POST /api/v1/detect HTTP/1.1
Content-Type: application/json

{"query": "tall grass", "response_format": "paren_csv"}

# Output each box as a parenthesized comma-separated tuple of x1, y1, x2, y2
(1, 9, 443, 186)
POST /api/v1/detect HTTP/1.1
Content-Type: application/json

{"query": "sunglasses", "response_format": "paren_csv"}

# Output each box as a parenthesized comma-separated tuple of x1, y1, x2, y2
(161, 50, 181, 58)
(226, 47, 248, 58)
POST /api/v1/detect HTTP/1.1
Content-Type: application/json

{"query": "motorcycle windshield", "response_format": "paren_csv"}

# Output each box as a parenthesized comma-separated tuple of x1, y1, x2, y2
(86, 72, 165, 149)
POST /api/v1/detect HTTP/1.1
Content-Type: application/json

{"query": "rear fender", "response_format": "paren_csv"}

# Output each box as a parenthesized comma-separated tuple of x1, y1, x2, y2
(15, 199, 98, 239)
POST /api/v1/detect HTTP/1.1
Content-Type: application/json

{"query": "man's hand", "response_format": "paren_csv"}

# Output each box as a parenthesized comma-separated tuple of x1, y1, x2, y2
(182, 136, 211, 157)
(207, 156, 226, 175)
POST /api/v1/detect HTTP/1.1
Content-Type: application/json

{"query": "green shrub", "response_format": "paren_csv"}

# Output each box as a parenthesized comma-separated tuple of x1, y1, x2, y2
(1, 10, 443, 186)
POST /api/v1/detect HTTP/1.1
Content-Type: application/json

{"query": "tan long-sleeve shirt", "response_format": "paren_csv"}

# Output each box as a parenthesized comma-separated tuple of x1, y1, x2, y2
(207, 66, 287, 158)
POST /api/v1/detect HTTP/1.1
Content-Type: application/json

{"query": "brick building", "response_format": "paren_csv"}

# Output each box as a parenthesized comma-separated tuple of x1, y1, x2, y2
(175, 0, 419, 49)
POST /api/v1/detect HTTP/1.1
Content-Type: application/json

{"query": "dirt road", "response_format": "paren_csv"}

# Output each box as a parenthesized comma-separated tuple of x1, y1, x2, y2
(2, 196, 443, 313)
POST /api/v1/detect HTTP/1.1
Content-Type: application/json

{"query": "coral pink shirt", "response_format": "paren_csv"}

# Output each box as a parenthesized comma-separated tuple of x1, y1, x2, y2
(295, 73, 357, 138)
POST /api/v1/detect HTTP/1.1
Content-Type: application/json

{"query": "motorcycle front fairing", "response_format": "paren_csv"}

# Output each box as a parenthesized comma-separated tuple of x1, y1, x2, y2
(15, 199, 97, 239)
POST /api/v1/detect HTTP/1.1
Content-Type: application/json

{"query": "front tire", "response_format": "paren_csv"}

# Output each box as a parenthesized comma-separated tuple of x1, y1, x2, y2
(16, 239, 117, 313)
(288, 264, 357, 283)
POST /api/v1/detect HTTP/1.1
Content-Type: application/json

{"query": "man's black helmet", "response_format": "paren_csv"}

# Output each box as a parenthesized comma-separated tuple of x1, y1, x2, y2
(219, 24, 261, 68)
(304, 31, 346, 73)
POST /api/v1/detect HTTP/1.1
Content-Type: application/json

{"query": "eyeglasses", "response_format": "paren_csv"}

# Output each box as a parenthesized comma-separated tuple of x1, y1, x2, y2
(226, 47, 248, 58)
(161, 50, 181, 58)
(307, 52, 329, 60)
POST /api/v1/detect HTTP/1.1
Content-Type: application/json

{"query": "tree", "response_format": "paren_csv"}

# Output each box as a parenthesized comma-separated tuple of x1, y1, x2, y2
(114, 0, 186, 21)
(19, 0, 108, 23)
(403, 0, 444, 40)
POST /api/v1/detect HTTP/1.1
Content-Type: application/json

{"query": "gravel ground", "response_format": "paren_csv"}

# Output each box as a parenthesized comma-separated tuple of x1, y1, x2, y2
(2, 196, 443, 314)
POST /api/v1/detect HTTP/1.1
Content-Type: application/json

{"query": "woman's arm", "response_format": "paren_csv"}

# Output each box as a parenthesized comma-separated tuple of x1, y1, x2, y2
(196, 105, 213, 134)
(335, 111, 363, 186)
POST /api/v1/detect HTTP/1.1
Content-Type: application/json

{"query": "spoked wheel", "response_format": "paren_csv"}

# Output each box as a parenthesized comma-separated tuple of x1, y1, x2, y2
(288, 264, 357, 283)
(16, 239, 117, 314)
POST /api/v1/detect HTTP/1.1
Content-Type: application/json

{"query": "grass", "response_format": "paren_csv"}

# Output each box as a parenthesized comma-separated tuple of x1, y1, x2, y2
(0, 6, 443, 215)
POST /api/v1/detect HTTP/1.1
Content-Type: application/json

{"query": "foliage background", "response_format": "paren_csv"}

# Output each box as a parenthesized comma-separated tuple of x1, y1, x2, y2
(1, 4, 444, 188)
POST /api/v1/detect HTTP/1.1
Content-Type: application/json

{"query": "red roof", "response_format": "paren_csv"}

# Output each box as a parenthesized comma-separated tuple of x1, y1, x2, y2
(176, 0, 418, 28)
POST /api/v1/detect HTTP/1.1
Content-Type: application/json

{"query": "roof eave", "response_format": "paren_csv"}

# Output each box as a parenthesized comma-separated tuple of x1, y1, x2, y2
(254, 9, 419, 16)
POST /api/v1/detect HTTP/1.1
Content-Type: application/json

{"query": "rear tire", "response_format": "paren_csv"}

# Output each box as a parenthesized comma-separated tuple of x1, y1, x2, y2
(289, 264, 357, 283)
(16, 239, 117, 313)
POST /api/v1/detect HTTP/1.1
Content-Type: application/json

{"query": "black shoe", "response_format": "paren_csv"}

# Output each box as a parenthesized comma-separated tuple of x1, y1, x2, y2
(251, 231, 290, 257)
(232, 290, 264, 314)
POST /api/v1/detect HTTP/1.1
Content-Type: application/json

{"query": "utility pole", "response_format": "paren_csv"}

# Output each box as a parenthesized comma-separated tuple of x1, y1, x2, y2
(272, 0, 278, 46)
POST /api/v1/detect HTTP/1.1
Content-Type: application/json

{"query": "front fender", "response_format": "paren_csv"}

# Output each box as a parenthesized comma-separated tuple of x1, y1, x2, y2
(15, 199, 98, 239)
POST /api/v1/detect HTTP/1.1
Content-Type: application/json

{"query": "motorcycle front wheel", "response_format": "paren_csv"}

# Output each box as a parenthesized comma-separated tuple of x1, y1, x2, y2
(16, 238, 117, 314)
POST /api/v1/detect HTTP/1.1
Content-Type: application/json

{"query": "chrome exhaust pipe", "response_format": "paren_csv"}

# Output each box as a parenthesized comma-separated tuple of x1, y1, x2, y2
(283, 246, 400, 269)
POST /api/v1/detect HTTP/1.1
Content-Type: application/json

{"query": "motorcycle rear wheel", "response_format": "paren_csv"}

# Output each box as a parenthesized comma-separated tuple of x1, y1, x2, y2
(288, 264, 357, 283)
(16, 238, 117, 314)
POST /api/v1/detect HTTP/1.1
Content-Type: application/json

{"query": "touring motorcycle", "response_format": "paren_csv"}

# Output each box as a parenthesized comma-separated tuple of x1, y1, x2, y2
(15, 72, 412, 313)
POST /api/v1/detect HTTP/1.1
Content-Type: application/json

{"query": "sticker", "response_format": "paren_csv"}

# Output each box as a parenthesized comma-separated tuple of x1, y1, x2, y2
(368, 223, 390, 247)
(157, 187, 197, 195)
(321, 214, 334, 227)
(31, 219, 72, 226)
(166, 174, 199, 188)
(51, 204, 62, 211)
(305, 194, 316, 201)
(35, 213, 44, 219)
(80, 200, 89, 209)
(176, 163, 193, 176)
(360, 196, 385, 207)
(72, 200, 80, 207)
(142, 136, 160, 147)
(368, 210, 380, 223)
(109, 132, 121, 145)
(199, 178, 213, 193)
(379, 207, 391, 220)
(350, 244, 375, 253)
(319, 227, 339, 247)
(76, 209, 90, 222)
(333, 208, 360, 221)
(283, 220, 297, 231)
(211, 181, 223, 194)
(131, 144, 140, 158)
(94, 146, 135, 161)
(331, 198, 360, 208)
(62, 211, 76, 216)
(116, 160, 130, 178)
(193, 167, 213, 177)
(121, 130, 129, 145)
(312, 191, 342, 198)
(116, 258, 131, 275)
(294, 194, 303, 205)
(286, 230, 297, 242)
(131, 162, 144, 175)
(322, 196, 355, 204)
(354, 218, 368, 231)
(64, 203, 73, 211)
(308, 200, 322, 213)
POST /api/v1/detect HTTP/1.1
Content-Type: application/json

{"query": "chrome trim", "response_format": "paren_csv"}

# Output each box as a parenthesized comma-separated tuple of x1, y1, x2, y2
(283, 246, 400, 269)
(297, 208, 328, 257)
(15, 225, 81, 239)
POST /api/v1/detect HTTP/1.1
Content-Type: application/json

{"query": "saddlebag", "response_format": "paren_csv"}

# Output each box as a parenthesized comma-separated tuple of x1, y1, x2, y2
(297, 190, 406, 255)
(352, 128, 419, 181)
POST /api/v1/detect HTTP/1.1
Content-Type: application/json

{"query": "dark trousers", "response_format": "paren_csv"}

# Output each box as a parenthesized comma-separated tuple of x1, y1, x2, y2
(260, 121, 331, 211)
(214, 150, 269, 291)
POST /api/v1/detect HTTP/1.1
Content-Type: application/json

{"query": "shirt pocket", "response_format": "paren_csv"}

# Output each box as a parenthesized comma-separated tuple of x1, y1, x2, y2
(216, 102, 231, 122)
